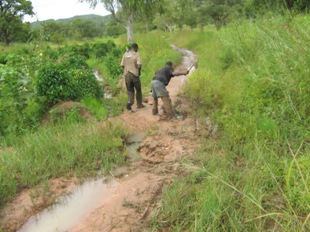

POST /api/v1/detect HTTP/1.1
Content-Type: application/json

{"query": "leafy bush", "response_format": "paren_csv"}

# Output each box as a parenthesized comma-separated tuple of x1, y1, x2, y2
(92, 42, 109, 58)
(0, 40, 123, 141)
(36, 62, 103, 105)
(0, 65, 34, 136)
(61, 54, 89, 69)
(0, 54, 7, 64)
(104, 51, 123, 80)
(36, 63, 77, 104)
(71, 69, 103, 99)
(65, 43, 91, 59)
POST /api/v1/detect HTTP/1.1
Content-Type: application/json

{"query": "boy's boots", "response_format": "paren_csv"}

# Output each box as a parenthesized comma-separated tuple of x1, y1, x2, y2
(160, 96, 174, 120)
(152, 98, 158, 115)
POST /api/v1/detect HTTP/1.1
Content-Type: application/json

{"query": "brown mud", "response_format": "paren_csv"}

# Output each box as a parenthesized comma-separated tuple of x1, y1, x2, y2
(0, 46, 204, 232)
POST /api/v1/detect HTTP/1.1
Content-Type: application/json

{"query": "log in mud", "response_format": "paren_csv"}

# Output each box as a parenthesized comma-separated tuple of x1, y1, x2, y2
(1, 46, 201, 232)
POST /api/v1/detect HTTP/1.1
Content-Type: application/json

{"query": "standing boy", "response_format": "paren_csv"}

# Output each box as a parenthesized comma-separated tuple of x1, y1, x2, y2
(121, 43, 145, 110)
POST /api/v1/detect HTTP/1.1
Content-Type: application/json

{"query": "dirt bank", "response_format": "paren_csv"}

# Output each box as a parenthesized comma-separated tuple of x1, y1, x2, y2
(1, 46, 201, 232)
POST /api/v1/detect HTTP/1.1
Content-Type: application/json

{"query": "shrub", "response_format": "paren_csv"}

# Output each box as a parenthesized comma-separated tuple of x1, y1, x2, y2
(36, 63, 77, 104)
(61, 54, 89, 70)
(92, 42, 109, 58)
(36, 60, 103, 105)
(0, 65, 34, 136)
(71, 69, 103, 99)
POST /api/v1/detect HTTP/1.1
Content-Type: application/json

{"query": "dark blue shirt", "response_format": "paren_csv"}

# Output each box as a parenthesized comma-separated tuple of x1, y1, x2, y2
(153, 66, 174, 86)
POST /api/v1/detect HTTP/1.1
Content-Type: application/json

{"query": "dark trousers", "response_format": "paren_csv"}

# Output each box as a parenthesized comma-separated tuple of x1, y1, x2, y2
(125, 72, 142, 106)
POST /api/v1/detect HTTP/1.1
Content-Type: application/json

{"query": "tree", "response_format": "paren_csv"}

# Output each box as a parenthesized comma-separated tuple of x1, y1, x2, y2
(152, 0, 198, 32)
(80, 0, 162, 42)
(71, 19, 102, 39)
(207, 3, 229, 30)
(104, 20, 126, 37)
(0, 0, 34, 45)
(13, 21, 31, 42)
(41, 21, 64, 42)
(199, 0, 242, 30)
(153, 0, 179, 32)
(250, 0, 310, 14)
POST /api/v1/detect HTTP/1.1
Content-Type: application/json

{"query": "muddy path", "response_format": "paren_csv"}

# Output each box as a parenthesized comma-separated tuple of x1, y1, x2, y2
(1, 46, 202, 232)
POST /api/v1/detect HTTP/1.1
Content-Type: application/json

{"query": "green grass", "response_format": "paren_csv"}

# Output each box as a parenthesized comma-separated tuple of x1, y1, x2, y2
(0, 120, 129, 208)
(148, 14, 310, 231)
(81, 97, 109, 120)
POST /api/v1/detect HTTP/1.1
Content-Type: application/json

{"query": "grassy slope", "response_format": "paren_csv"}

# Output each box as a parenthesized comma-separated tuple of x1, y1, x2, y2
(149, 15, 309, 231)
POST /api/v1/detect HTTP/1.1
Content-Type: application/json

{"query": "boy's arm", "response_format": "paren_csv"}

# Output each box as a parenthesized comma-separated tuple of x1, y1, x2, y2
(172, 70, 189, 76)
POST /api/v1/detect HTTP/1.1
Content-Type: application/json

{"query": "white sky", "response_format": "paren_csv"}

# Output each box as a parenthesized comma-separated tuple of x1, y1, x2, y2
(24, 0, 110, 22)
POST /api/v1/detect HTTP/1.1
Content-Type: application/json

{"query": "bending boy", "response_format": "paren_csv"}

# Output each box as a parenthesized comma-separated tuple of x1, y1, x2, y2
(151, 61, 188, 120)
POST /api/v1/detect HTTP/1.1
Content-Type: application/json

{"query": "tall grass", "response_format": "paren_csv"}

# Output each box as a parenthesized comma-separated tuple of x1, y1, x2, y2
(0, 120, 129, 208)
(150, 15, 310, 231)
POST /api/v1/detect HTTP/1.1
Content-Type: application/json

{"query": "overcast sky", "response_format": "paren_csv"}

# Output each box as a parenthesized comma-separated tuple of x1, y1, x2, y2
(24, 0, 110, 22)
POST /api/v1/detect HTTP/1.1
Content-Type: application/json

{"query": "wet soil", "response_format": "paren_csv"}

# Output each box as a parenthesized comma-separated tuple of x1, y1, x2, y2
(0, 46, 202, 232)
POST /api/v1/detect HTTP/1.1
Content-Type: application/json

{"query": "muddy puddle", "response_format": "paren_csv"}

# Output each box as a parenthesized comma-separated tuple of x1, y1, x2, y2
(18, 178, 116, 232)
(17, 132, 144, 232)
(126, 132, 145, 161)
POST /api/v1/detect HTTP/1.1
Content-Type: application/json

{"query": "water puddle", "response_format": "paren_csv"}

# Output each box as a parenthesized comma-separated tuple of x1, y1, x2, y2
(125, 132, 145, 161)
(18, 178, 116, 232)
(18, 132, 144, 232)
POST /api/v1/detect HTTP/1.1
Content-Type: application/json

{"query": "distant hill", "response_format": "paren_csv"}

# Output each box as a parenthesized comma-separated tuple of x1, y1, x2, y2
(31, 14, 112, 28)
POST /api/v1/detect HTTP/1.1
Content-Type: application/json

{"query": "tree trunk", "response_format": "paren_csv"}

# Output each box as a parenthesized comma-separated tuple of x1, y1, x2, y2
(164, 23, 172, 33)
(4, 29, 11, 45)
(214, 19, 222, 30)
(126, 12, 134, 43)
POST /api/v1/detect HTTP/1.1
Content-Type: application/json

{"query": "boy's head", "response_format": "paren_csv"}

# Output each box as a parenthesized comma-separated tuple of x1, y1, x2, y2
(131, 43, 139, 51)
(165, 61, 173, 67)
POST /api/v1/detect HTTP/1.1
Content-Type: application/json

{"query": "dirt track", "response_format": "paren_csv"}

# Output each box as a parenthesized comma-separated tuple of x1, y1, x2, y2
(1, 46, 202, 232)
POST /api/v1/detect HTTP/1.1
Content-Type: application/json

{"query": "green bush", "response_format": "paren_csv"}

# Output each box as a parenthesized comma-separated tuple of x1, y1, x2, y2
(36, 55, 103, 105)
(0, 54, 7, 64)
(36, 63, 77, 104)
(0, 40, 124, 142)
(92, 42, 109, 58)
(0, 65, 35, 136)
(104, 51, 123, 80)
(60, 54, 89, 70)
(72, 69, 103, 99)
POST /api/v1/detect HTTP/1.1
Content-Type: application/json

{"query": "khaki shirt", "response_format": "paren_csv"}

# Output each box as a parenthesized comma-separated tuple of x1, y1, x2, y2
(120, 50, 142, 77)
